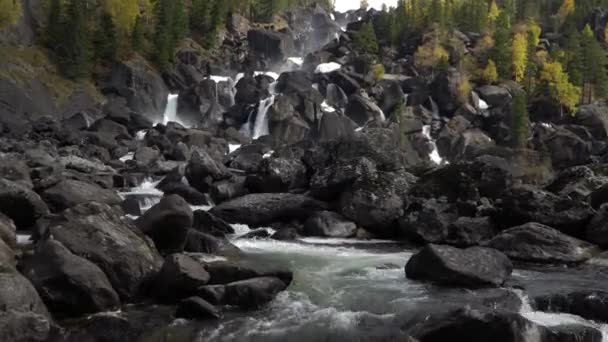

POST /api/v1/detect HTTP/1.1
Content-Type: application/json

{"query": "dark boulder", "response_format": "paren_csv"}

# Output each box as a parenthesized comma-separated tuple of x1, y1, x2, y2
(317, 111, 358, 141)
(476, 85, 511, 108)
(203, 259, 293, 285)
(134, 146, 161, 166)
(303, 211, 357, 238)
(247, 29, 296, 64)
(175, 297, 220, 320)
(184, 230, 241, 258)
(41, 179, 121, 212)
(345, 92, 386, 126)
(210, 176, 248, 203)
(487, 222, 597, 264)
(20, 239, 120, 316)
(532, 124, 591, 169)
(430, 69, 469, 116)
(0, 212, 17, 249)
(547, 166, 608, 202)
(339, 171, 411, 237)
(405, 244, 512, 288)
(494, 185, 594, 237)
(270, 227, 299, 241)
(135, 194, 193, 255)
(0, 310, 51, 342)
(309, 157, 376, 200)
(224, 277, 289, 309)
(400, 198, 458, 244)
(185, 150, 230, 193)
(246, 157, 307, 193)
(209, 193, 328, 226)
(160, 182, 209, 206)
(192, 210, 235, 236)
(544, 325, 603, 342)
(106, 56, 169, 121)
(568, 104, 608, 140)
(0, 178, 49, 229)
(446, 216, 497, 247)
(0, 155, 32, 187)
(587, 204, 608, 248)
(0, 268, 49, 317)
(153, 253, 209, 302)
(48, 202, 163, 299)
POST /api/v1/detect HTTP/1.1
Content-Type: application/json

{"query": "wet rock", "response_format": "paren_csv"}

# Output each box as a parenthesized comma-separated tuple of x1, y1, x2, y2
(210, 193, 328, 227)
(185, 150, 230, 193)
(494, 185, 594, 237)
(446, 216, 497, 247)
(0, 310, 51, 342)
(568, 104, 608, 140)
(430, 69, 469, 115)
(0, 178, 49, 229)
(400, 198, 458, 244)
(203, 259, 292, 285)
(224, 276, 289, 309)
(20, 239, 120, 316)
(0, 212, 16, 249)
(477, 85, 511, 108)
(175, 297, 220, 320)
(0, 156, 32, 187)
(0, 268, 49, 317)
(196, 285, 226, 305)
(48, 202, 162, 299)
(339, 171, 411, 237)
(107, 56, 169, 120)
(153, 253, 210, 302)
(41, 179, 122, 212)
(304, 211, 357, 238)
(135, 194, 193, 255)
(317, 112, 358, 141)
(238, 229, 271, 240)
(544, 325, 603, 342)
(532, 125, 591, 169)
(134, 146, 160, 166)
(487, 222, 597, 264)
(346, 92, 386, 126)
(246, 157, 307, 193)
(587, 204, 608, 248)
(0, 239, 15, 267)
(402, 307, 538, 342)
(270, 227, 299, 241)
(405, 244, 512, 288)
(192, 210, 235, 236)
(248, 29, 295, 64)
(160, 182, 209, 206)
(184, 230, 241, 258)
(309, 157, 376, 200)
(210, 176, 248, 203)
(547, 166, 608, 202)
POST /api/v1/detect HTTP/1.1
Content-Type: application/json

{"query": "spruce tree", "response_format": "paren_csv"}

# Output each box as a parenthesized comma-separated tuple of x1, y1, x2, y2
(60, 0, 92, 79)
(581, 24, 608, 103)
(131, 15, 145, 53)
(353, 22, 379, 56)
(46, 0, 63, 50)
(511, 91, 529, 147)
(95, 12, 117, 61)
(492, 10, 511, 80)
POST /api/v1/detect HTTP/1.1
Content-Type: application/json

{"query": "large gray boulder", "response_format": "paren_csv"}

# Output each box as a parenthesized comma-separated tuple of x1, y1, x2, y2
(405, 244, 513, 288)
(0, 268, 49, 318)
(224, 277, 289, 309)
(135, 194, 193, 255)
(210, 193, 328, 227)
(303, 211, 357, 238)
(153, 253, 210, 302)
(0, 179, 49, 229)
(247, 29, 296, 64)
(20, 239, 120, 316)
(48, 202, 163, 299)
(41, 179, 122, 212)
(0, 310, 51, 342)
(488, 222, 598, 264)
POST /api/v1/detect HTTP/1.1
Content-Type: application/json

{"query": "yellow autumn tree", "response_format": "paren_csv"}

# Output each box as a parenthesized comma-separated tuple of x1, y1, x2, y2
(481, 60, 498, 84)
(527, 19, 542, 47)
(414, 38, 449, 76)
(512, 32, 528, 82)
(0, 0, 21, 30)
(540, 61, 582, 113)
(488, 0, 500, 23)
(558, 0, 575, 22)
(104, 0, 140, 35)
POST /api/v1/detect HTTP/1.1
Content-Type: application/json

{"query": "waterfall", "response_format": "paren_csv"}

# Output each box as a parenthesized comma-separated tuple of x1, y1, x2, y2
(422, 125, 443, 165)
(162, 94, 179, 125)
(252, 95, 275, 139)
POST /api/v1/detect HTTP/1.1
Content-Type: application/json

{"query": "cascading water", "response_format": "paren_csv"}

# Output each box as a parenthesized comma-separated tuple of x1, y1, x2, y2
(252, 95, 275, 139)
(422, 125, 443, 165)
(162, 94, 180, 125)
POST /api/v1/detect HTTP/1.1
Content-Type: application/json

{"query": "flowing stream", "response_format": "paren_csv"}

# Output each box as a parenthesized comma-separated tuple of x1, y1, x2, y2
(117, 179, 608, 341)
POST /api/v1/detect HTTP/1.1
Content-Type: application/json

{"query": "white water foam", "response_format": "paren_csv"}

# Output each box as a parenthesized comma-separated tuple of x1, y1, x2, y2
(287, 57, 304, 66)
(253, 96, 275, 139)
(315, 62, 342, 74)
(229, 144, 242, 153)
(119, 152, 134, 162)
(135, 130, 147, 141)
(162, 94, 180, 125)
(321, 101, 336, 113)
(422, 125, 443, 165)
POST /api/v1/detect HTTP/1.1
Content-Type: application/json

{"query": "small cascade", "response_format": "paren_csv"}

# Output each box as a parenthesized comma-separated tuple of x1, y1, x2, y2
(118, 178, 164, 213)
(252, 95, 275, 139)
(162, 94, 180, 125)
(422, 125, 443, 165)
(428, 96, 439, 117)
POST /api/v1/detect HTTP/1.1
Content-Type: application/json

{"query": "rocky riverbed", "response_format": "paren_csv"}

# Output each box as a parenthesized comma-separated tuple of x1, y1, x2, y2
(2, 2, 608, 342)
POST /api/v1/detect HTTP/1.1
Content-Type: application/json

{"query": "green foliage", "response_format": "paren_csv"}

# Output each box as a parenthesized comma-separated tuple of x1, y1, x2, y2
(353, 22, 379, 56)
(0, 0, 21, 30)
(540, 61, 582, 113)
(131, 15, 145, 53)
(511, 91, 529, 147)
(371, 63, 385, 81)
(492, 10, 511, 80)
(94, 12, 117, 61)
(154, 0, 188, 69)
(581, 24, 608, 104)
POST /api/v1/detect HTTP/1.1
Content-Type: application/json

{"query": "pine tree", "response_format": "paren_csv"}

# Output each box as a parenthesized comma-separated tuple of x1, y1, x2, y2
(46, 0, 63, 50)
(60, 0, 92, 79)
(353, 22, 379, 56)
(492, 10, 511, 79)
(511, 91, 529, 147)
(131, 15, 145, 53)
(581, 24, 608, 103)
(94, 12, 117, 61)
(524, 30, 539, 92)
